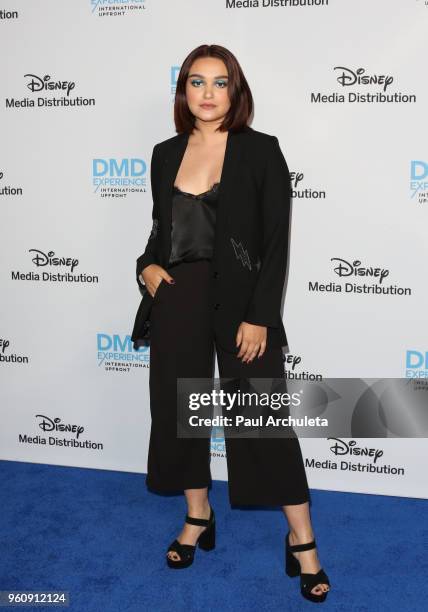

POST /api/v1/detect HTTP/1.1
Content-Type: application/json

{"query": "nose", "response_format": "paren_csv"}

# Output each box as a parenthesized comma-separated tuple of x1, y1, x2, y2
(203, 84, 214, 98)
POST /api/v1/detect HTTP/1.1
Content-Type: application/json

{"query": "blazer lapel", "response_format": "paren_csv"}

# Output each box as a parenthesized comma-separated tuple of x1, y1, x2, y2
(158, 128, 243, 266)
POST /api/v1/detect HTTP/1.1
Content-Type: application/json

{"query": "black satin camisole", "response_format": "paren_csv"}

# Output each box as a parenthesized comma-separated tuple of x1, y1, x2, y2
(168, 182, 220, 267)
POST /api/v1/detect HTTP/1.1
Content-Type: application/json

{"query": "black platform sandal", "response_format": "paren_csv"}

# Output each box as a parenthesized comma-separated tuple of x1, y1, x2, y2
(285, 531, 331, 603)
(166, 506, 216, 569)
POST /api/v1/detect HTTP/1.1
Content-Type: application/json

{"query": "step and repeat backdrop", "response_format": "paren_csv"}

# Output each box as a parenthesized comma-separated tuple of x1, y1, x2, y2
(1, 0, 427, 499)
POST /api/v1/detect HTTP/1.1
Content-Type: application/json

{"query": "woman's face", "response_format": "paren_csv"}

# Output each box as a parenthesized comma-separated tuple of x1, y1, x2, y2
(185, 57, 231, 126)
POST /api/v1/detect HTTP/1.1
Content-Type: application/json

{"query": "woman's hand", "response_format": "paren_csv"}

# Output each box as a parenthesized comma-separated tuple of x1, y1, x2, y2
(139, 264, 175, 298)
(235, 322, 267, 363)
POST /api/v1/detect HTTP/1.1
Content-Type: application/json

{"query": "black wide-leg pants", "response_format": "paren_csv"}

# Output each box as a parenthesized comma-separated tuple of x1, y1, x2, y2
(147, 259, 310, 506)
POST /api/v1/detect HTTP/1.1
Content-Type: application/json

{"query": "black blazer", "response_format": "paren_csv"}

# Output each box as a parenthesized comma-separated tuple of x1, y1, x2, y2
(131, 125, 291, 354)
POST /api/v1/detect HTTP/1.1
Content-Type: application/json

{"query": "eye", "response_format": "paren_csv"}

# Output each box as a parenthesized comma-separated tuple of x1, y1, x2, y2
(190, 79, 203, 87)
(215, 80, 228, 88)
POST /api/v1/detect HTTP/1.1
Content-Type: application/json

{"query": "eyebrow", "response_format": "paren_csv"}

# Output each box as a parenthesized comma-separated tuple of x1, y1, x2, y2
(188, 73, 228, 79)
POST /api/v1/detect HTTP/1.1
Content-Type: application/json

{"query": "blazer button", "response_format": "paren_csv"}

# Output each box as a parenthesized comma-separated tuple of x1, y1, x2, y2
(214, 303, 220, 310)
(213, 271, 219, 279)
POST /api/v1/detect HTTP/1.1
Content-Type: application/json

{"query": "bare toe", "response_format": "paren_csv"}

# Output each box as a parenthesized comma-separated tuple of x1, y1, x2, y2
(311, 583, 329, 595)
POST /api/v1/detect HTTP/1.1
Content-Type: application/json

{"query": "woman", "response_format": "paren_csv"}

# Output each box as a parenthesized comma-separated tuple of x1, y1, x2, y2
(132, 44, 331, 603)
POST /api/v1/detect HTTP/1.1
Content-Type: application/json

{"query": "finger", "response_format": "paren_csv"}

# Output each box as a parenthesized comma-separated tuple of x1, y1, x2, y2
(245, 346, 260, 363)
(242, 339, 259, 361)
(242, 344, 258, 362)
(236, 328, 242, 349)
(164, 272, 175, 284)
(237, 341, 249, 359)
(237, 345, 247, 359)
(250, 348, 261, 362)
(257, 341, 266, 358)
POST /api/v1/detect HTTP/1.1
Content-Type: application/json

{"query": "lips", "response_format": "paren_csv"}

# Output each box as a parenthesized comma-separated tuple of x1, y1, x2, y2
(200, 104, 216, 108)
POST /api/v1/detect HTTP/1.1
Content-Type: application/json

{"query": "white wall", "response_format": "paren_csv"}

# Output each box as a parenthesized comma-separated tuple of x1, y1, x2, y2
(1, 0, 427, 499)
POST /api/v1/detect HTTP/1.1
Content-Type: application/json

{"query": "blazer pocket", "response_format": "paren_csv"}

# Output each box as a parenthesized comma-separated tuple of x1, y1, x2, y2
(131, 289, 154, 348)
(152, 278, 165, 302)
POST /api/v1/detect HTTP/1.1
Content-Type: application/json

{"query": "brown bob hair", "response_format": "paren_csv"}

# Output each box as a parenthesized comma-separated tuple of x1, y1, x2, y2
(174, 44, 253, 134)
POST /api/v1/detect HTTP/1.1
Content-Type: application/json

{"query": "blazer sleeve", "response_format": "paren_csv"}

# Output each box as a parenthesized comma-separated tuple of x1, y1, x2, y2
(244, 135, 291, 328)
(136, 143, 162, 291)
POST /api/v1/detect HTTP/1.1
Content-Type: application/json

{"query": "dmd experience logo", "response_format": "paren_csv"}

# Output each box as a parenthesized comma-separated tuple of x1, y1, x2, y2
(92, 158, 147, 197)
(170, 66, 180, 97)
(210, 426, 225, 457)
(405, 350, 428, 379)
(410, 161, 428, 205)
(97, 333, 149, 372)
(91, 0, 146, 18)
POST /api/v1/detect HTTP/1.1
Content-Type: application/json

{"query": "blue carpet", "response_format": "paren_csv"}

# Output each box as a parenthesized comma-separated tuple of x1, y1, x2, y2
(1, 459, 427, 611)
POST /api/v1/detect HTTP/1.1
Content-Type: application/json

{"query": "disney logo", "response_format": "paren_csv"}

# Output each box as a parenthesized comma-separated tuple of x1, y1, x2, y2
(24, 74, 75, 97)
(35, 415, 84, 439)
(328, 438, 383, 463)
(334, 67, 393, 92)
(283, 354, 301, 370)
(0, 339, 10, 353)
(29, 249, 79, 272)
(330, 258, 389, 284)
(290, 172, 304, 189)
